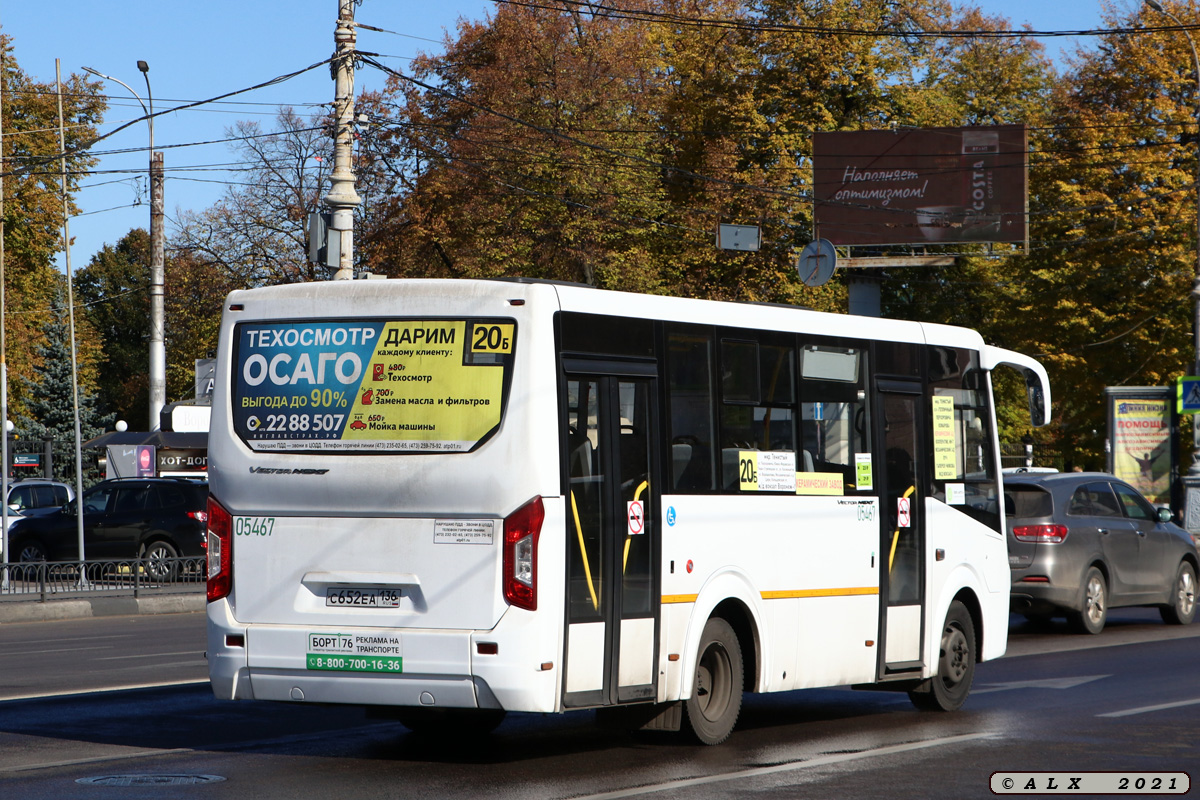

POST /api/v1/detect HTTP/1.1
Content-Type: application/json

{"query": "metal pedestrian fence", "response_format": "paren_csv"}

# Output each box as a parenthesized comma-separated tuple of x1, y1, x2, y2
(0, 556, 205, 603)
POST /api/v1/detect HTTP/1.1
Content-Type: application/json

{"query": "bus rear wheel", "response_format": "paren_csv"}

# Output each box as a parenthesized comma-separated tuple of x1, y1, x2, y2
(683, 617, 743, 745)
(908, 600, 975, 712)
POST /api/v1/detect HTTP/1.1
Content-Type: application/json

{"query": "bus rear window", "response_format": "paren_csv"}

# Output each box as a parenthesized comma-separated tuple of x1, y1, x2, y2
(231, 318, 515, 454)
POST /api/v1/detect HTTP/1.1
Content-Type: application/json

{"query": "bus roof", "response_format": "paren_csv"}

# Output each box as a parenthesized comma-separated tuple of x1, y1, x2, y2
(226, 278, 985, 352)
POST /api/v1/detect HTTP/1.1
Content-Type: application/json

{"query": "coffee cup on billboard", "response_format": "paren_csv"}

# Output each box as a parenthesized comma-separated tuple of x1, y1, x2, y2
(916, 205, 963, 241)
(917, 206, 1002, 242)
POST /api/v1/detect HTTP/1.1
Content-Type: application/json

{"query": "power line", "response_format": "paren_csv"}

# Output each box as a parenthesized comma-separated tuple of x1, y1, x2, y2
(0, 57, 334, 182)
(495, 0, 1200, 39)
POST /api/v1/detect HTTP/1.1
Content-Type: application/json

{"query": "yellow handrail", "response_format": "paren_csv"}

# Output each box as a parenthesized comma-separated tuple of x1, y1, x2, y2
(570, 490, 600, 611)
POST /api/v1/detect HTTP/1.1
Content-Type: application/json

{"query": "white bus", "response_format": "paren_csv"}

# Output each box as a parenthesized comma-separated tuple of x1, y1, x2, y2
(206, 278, 1050, 744)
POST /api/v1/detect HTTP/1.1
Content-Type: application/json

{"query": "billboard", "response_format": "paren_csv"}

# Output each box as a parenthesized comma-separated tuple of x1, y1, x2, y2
(1105, 387, 1177, 506)
(813, 125, 1028, 247)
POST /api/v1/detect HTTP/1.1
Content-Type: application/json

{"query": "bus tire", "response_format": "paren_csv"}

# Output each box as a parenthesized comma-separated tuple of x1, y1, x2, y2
(908, 600, 975, 712)
(683, 617, 743, 745)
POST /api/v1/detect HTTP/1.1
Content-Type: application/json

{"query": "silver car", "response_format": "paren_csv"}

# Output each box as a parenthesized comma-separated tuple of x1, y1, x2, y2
(1005, 472, 1198, 634)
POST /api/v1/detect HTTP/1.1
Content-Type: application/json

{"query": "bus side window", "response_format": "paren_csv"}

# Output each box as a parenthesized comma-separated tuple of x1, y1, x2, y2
(719, 339, 796, 490)
(800, 344, 870, 493)
(666, 328, 716, 493)
(928, 347, 1000, 532)
(566, 379, 604, 619)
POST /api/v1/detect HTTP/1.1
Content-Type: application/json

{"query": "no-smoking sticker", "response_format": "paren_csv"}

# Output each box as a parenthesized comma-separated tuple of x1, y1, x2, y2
(897, 497, 911, 528)
(627, 500, 645, 536)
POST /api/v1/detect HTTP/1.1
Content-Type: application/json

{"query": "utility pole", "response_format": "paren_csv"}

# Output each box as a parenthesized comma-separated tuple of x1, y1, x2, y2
(1, 51, 9, 584)
(83, 62, 163, 430)
(144, 59, 165, 430)
(149, 148, 165, 428)
(56, 60, 87, 570)
(324, 0, 361, 281)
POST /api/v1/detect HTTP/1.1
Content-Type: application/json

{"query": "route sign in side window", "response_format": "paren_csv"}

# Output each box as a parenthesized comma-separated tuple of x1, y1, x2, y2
(231, 318, 515, 454)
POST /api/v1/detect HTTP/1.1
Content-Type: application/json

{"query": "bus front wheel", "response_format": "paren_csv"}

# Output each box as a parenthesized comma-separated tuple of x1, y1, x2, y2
(683, 617, 743, 745)
(908, 600, 975, 712)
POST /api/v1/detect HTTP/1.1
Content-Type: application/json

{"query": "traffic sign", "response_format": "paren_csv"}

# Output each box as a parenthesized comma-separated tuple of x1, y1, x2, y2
(716, 224, 760, 252)
(1177, 376, 1200, 414)
(796, 238, 837, 286)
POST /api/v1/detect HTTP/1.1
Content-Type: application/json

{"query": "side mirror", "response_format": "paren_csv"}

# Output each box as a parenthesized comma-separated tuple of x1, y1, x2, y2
(1158, 507, 1174, 524)
(1025, 370, 1047, 428)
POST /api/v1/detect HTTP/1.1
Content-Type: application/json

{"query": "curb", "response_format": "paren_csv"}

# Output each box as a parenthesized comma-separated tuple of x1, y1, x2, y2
(0, 593, 205, 624)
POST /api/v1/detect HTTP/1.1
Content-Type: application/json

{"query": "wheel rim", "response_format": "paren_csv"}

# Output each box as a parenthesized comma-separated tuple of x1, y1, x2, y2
(1177, 569, 1196, 618)
(146, 545, 171, 577)
(18, 544, 44, 562)
(1085, 574, 1105, 626)
(695, 642, 732, 721)
(940, 623, 969, 686)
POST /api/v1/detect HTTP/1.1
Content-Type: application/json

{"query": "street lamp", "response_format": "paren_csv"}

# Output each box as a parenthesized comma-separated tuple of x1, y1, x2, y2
(82, 63, 166, 432)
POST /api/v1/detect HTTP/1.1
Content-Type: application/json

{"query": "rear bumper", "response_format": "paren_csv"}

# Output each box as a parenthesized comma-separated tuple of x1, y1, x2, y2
(1008, 572, 1082, 614)
(206, 598, 561, 713)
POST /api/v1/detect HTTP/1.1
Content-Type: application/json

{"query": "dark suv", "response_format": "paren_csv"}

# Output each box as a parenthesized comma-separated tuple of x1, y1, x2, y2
(8, 478, 208, 569)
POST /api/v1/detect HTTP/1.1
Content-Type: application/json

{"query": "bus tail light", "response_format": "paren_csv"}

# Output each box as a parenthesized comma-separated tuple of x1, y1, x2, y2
(207, 495, 233, 603)
(503, 496, 544, 611)
(1012, 524, 1068, 543)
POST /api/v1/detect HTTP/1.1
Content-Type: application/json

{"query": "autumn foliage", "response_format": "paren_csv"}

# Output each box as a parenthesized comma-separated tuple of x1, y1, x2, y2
(6, 2, 1200, 469)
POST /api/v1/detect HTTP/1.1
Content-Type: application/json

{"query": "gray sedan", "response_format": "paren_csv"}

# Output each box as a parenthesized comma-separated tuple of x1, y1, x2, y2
(1005, 472, 1198, 634)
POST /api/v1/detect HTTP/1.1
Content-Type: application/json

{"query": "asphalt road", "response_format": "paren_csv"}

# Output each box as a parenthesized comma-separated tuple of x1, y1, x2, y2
(0, 609, 1197, 799)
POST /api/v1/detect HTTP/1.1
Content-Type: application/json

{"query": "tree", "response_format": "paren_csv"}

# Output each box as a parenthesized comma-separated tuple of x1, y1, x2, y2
(16, 289, 112, 484)
(355, 0, 1057, 316)
(164, 247, 241, 403)
(361, 2, 673, 290)
(966, 2, 1197, 466)
(75, 228, 239, 425)
(172, 108, 336, 286)
(74, 229, 151, 427)
(0, 35, 105, 421)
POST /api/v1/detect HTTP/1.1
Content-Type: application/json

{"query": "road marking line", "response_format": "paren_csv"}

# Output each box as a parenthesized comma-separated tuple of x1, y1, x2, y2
(0, 634, 131, 646)
(0, 748, 194, 774)
(0, 723, 404, 775)
(973, 675, 1110, 694)
(1097, 697, 1200, 718)
(0, 645, 113, 658)
(567, 732, 996, 800)
(94, 650, 204, 661)
(0, 678, 209, 703)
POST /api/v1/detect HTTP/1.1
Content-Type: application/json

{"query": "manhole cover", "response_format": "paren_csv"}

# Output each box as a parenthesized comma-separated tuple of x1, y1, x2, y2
(76, 774, 226, 787)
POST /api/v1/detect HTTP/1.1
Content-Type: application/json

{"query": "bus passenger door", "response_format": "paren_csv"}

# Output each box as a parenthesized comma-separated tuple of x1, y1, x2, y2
(875, 382, 926, 676)
(562, 369, 659, 708)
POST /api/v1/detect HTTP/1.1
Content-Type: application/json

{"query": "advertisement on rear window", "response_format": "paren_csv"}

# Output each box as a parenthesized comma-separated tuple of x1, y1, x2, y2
(233, 319, 514, 453)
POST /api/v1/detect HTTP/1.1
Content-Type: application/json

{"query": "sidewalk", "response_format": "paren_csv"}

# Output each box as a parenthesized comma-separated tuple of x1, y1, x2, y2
(0, 592, 205, 624)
